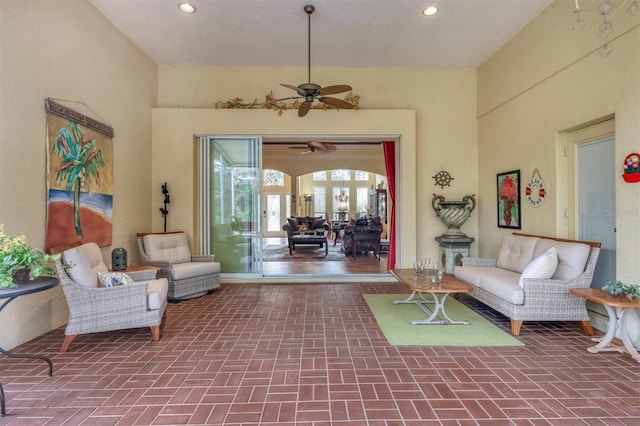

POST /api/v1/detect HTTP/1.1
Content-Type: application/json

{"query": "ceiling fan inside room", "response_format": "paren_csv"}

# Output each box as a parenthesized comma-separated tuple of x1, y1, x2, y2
(288, 140, 338, 154)
(280, 5, 356, 117)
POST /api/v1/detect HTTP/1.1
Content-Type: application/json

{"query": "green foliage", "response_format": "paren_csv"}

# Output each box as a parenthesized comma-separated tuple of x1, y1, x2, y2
(0, 224, 58, 288)
(603, 280, 640, 300)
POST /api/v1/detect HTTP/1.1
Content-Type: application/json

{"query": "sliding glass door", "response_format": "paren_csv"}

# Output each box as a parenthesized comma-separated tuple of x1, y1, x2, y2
(198, 136, 262, 275)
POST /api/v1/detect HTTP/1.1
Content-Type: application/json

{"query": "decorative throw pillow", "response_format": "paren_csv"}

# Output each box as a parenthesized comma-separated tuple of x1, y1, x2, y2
(311, 218, 325, 229)
(297, 223, 309, 232)
(287, 217, 298, 230)
(98, 271, 135, 287)
(518, 247, 558, 288)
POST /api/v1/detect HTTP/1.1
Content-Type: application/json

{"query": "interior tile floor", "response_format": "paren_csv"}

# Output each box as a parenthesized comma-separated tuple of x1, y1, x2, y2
(1, 282, 638, 425)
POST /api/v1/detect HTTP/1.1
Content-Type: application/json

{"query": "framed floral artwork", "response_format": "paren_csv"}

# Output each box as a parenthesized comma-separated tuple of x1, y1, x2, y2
(497, 170, 521, 229)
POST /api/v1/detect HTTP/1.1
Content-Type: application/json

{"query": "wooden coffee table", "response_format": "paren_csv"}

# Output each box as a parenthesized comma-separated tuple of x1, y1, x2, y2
(390, 269, 473, 325)
(289, 234, 328, 256)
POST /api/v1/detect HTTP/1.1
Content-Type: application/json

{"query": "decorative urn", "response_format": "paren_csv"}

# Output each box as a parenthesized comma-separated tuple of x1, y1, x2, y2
(432, 194, 476, 238)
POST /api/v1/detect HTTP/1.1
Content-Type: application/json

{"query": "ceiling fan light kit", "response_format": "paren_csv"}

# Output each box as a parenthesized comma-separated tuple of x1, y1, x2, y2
(213, 4, 359, 117)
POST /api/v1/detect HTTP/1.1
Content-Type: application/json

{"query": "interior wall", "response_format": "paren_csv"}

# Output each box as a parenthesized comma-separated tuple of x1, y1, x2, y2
(0, 0, 157, 349)
(477, 1, 639, 336)
(151, 109, 419, 267)
(157, 66, 478, 261)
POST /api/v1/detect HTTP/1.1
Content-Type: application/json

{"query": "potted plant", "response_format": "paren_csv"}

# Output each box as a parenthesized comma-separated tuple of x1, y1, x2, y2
(0, 224, 57, 288)
(602, 280, 640, 300)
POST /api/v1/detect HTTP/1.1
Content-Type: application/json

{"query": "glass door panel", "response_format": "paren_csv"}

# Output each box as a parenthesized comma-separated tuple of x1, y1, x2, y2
(198, 136, 262, 275)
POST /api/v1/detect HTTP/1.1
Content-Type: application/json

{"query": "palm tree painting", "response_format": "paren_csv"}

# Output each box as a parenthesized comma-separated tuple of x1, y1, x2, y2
(45, 111, 113, 252)
(52, 120, 106, 238)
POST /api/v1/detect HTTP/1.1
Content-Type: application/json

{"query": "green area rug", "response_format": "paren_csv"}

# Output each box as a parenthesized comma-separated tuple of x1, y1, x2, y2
(363, 294, 524, 346)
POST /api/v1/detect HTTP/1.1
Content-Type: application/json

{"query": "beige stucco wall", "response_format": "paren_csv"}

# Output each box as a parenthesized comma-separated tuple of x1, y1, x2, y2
(156, 67, 479, 262)
(0, 1, 157, 349)
(477, 1, 640, 337)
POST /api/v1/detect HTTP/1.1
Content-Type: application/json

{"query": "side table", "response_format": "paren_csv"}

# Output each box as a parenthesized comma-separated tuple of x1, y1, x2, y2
(0, 276, 59, 416)
(570, 287, 640, 363)
(110, 265, 162, 274)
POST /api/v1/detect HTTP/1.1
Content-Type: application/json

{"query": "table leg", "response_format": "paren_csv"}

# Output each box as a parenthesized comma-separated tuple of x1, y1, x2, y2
(619, 308, 640, 363)
(0, 347, 53, 377)
(1, 382, 5, 417)
(394, 291, 469, 325)
(588, 305, 624, 354)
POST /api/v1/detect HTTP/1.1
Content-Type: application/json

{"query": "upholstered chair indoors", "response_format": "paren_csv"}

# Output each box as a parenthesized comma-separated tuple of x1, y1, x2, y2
(137, 231, 221, 300)
(53, 242, 168, 352)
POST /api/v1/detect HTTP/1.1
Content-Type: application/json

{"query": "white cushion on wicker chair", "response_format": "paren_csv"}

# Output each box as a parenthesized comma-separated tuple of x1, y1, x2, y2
(171, 262, 220, 280)
(63, 242, 108, 288)
(143, 233, 192, 263)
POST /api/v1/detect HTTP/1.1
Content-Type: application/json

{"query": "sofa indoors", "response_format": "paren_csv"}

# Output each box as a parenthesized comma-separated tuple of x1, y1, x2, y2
(282, 216, 330, 251)
(339, 215, 383, 259)
(454, 232, 601, 336)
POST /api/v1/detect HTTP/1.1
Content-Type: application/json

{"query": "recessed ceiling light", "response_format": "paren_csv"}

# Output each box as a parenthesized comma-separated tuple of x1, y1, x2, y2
(423, 6, 439, 16)
(178, 3, 196, 13)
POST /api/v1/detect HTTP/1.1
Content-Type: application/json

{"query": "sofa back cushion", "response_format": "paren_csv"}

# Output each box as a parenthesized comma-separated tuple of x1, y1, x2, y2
(496, 234, 540, 273)
(533, 239, 591, 280)
(63, 242, 108, 288)
(143, 233, 191, 263)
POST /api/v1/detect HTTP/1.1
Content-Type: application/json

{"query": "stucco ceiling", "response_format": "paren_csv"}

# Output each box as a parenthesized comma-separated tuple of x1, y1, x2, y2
(88, 0, 554, 68)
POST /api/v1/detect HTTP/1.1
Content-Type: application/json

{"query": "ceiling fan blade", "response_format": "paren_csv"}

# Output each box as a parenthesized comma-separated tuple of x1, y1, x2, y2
(318, 97, 355, 110)
(281, 83, 300, 92)
(318, 143, 337, 154)
(318, 85, 352, 96)
(298, 101, 312, 117)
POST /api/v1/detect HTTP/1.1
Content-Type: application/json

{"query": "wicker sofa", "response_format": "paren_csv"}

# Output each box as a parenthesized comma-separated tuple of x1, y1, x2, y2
(137, 231, 220, 300)
(454, 233, 601, 336)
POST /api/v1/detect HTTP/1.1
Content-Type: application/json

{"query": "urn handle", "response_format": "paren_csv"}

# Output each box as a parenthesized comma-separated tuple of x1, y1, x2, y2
(432, 194, 445, 214)
(463, 194, 476, 214)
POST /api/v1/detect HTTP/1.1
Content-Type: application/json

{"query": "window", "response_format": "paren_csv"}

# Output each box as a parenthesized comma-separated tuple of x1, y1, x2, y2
(356, 187, 369, 214)
(331, 169, 350, 181)
(264, 169, 284, 186)
(355, 171, 369, 181)
(313, 187, 326, 217)
(312, 171, 327, 181)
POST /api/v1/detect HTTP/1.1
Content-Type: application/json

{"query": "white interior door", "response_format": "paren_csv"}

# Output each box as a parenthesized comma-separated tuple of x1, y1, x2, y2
(576, 135, 616, 287)
(263, 190, 287, 238)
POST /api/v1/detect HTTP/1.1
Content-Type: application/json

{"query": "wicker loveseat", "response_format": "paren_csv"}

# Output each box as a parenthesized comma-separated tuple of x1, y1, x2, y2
(339, 216, 383, 259)
(454, 233, 601, 336)
(137, 231, 220, 300)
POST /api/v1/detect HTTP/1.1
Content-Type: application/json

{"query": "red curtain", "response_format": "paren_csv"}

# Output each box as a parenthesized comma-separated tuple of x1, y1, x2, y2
(382, 141, 396, 270)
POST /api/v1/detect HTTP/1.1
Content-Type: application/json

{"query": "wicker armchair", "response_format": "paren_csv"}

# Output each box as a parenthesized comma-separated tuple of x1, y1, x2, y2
(53, 242, 168, 352)
(137, 231, 220, 300)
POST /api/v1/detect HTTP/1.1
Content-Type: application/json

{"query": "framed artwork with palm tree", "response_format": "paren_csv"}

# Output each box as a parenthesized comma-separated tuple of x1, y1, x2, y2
(44, 99, 113, 251)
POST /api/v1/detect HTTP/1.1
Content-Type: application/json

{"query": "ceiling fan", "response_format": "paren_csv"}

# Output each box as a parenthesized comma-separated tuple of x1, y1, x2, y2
(289, 141, 338, 155)
(280, 5, 356, 117)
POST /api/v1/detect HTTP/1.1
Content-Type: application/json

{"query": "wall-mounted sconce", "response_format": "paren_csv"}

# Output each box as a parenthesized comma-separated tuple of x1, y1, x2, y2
(160, 182, 170, 232)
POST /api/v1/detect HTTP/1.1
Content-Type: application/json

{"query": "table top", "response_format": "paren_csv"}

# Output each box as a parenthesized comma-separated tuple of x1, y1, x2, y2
(290, 234, 327, 241)
(570, 288, 640, 309)
(0, 276, 59, 300)
(390, 269, 473, 294)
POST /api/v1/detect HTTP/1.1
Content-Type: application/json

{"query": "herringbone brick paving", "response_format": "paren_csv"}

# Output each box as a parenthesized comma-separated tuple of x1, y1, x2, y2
(0, 282, 638, 425)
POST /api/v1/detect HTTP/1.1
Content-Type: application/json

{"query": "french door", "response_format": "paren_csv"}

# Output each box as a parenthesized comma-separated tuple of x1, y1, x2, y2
(198, 136, 263, 275)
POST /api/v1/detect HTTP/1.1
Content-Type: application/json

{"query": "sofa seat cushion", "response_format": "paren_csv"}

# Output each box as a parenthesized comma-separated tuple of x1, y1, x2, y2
(533, 239, 590, 280)
(143, 233, 192, 263)
(453, 266, 484, 287)
(496, 234, 539, 273)
(456, 266, 524, 305)
(171, 262, 220, 280)
(479, 270, 524, 305)
(146, 278, 169, 310)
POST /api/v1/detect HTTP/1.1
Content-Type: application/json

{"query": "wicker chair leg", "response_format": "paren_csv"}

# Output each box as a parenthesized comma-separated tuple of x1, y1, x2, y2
(579, 320, 594, 336)
(510, 320, 523, 336)
(150, 325, 160, 341)
(61, 335, 76, 353)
